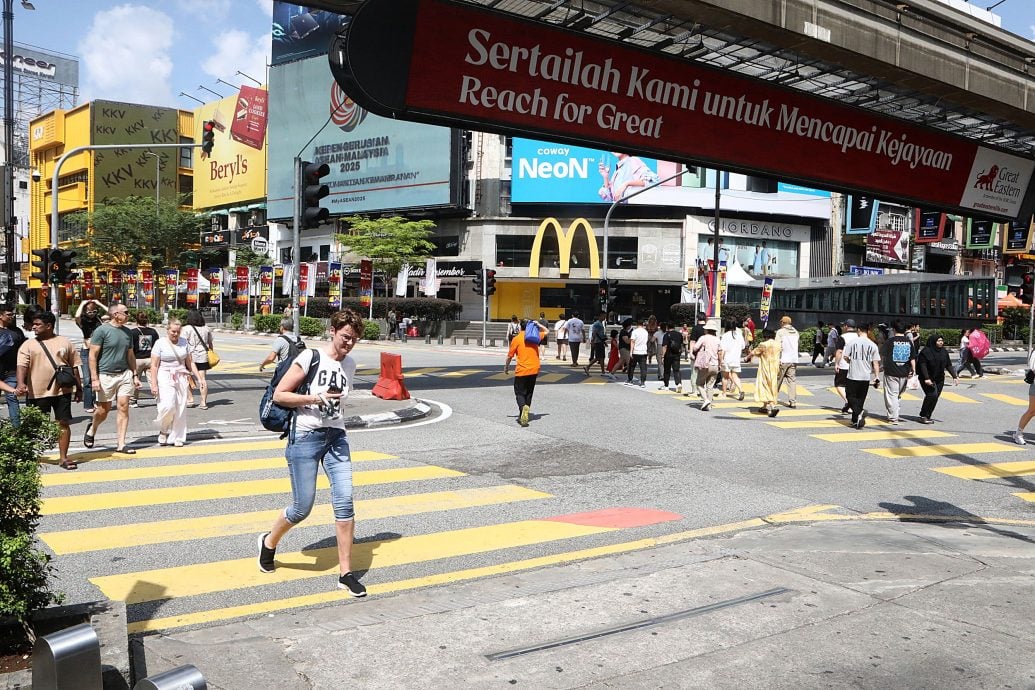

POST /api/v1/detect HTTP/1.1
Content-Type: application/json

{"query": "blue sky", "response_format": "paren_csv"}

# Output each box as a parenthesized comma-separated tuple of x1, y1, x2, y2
(7, 0, 1034, 110)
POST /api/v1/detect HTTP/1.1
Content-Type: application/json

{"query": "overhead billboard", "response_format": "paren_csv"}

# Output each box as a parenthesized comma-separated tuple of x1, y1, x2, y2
(511, 138, 662, 203)
(2, 43, 78, 86)
(333, 0, 1035, 222)
(90, 100, 178, 203)
(193, 86, 268, 208)
(268, 55, 455, 220)
(272, 1, 350, 65)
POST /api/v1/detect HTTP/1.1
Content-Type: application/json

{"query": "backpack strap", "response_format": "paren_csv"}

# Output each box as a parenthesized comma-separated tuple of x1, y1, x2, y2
(37, 339, 66, 389)
(287, 350, 322, 442)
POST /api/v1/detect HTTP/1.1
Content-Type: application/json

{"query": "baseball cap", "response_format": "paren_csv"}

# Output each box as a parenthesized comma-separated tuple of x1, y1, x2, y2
(843, 318, 856, 328)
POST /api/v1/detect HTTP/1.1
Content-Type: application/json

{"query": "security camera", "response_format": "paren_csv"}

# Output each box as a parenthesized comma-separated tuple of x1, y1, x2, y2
(31, 170, 41, 182)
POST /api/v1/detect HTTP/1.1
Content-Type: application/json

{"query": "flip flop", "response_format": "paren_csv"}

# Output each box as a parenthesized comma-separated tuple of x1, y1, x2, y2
(199, 405, 209, 410)
(115, 447, 137, 455)
(83, 422, 95, 448)
(59, 460, 78, 471)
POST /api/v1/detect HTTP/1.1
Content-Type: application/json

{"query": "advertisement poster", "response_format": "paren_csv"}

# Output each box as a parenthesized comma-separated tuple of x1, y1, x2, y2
(328, 262, 342, 308)
(141, 270, 153, 305)
(72, 280, 81, 303)
(966, 218, 996, 249)
(268, 55, 453, 219)
(97, 271, 108, 302)
(271, 1, 349, 65)
(186, 268, 199, 306)
(165, 269, 178, 303)
(82, 270, 94, 298)
(866, 229, 910, 265)
(90, 100, 178, 204)
(1003, 218, 1034, 254)
(259, 266, 274, 311)
(359, 259, 373, 308)
(235, 266, 250, 306)
(194, 87, 269, 208)
(846, 195, 878, 235)
(760, 277, 775, 328)
(126, 268, 137, 305)
(914, 209, 947, 243)
(209, 269, 223, 306)
(64, 282, 73, 301)
(298, 263, 311, 308)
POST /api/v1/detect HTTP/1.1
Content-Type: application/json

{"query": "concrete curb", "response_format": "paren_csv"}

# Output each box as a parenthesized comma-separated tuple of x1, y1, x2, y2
(344, 399, 433, 429)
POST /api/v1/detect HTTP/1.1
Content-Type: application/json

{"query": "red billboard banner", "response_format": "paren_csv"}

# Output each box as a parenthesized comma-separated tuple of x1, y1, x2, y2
(141, 270, 154, 305)
(337, 0, 1035, 221)
(235, 266, 250, 306)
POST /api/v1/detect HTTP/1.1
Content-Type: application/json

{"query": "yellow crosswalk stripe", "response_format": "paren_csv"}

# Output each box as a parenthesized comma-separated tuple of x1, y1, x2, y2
(938, 391, 978, 403)
(537, 373, 567, 383)
(41, 451, 396, 487)
(485, 372, 511, 380)
(438, 369, 483, 377)
(208, 344, 269, 352)
(732, 408, 840, 418)
(863, 443, 1024, 459)
(932, 460, 1035, 480)
(48, 438, 292, 463)
(810, 429, 954, 442)
(41, 485, 552, 554)
(899, 392, 922, 401)
(980, 393, 1029, 406)
(768, 419, 889, 429)
(42, 465, 464, 515)
(404, 367, 445, 376)
(126, 516, 769, 634)
(92, 518, 618, 604)
(1016, 492, 1035, 502)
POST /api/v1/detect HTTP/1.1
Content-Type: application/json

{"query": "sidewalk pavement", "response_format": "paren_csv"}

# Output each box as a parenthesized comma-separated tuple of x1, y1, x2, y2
(134, 511, 1035, 689)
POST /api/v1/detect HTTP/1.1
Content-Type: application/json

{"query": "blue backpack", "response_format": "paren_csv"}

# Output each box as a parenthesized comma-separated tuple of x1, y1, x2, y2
(523, 320, 541, 345)
(259, 349, 321, 437)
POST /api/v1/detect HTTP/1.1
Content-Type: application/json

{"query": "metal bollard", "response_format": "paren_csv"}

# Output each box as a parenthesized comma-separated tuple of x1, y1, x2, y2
(32, 623, 102, 690)
(133, 664, 206, 690)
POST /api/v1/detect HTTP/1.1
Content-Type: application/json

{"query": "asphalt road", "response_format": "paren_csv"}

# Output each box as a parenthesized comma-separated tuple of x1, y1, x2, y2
(29, 324, 1035, 635)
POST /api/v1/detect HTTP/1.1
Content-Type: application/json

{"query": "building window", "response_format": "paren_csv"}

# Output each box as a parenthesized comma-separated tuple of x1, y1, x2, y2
(57, 212, 87, 243)
(211, 215, 228, 231)
(319, 244, 330, 261)
(301, 246, 318, 262)
(249, 208, 266, 226)
(280, 247, 293, 264)
(180, 137, 193, 169)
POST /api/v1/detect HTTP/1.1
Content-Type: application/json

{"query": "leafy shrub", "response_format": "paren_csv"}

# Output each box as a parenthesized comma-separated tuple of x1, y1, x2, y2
(0, 406, 62, 650)
(1001, 307, 1028, 340)
(167, 308, 188, 323)
(254, 314, 282, 333)
(130, 308, 162, 326)
(271, 297, 461, 321)
(363, 321, 381, 340)
(230, 312, 245, 330)
(299, 316, 325, 337)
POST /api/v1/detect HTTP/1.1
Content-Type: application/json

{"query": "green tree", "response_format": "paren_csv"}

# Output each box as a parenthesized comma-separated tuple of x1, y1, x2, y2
(231, 246, 273, 269)
(67, 194, 208, 272)
(337, 216, 436, 296)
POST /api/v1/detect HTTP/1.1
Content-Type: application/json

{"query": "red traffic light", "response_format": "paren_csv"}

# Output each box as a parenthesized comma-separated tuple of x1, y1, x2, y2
(201, 120, 217, 157)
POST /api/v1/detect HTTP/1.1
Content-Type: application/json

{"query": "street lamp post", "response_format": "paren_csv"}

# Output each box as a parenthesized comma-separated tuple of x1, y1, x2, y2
(3, 0, 35, 303)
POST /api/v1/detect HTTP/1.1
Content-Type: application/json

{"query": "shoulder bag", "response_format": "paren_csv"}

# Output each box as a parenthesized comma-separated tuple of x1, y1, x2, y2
(38, 339, 78, 389)
(191, 325, 220, 368)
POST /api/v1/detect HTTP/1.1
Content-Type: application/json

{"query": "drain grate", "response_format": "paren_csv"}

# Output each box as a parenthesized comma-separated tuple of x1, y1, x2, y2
(485, 587, 793, 661)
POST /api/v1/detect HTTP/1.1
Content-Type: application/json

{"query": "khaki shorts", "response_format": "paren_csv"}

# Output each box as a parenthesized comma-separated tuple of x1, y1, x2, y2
(97, 370, 134, 403)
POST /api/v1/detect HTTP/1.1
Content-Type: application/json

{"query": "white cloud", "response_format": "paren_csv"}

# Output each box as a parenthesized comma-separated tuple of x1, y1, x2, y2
(201, 29, 271, 89)
(255, 0, 274, 18)
(177, 0, 232, 19)
(78, 4, 175, 106)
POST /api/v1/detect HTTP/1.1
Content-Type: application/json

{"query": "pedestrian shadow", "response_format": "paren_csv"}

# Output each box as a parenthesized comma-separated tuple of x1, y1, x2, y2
(297, 531, 402, 574)
(878, 495, 1035, 545)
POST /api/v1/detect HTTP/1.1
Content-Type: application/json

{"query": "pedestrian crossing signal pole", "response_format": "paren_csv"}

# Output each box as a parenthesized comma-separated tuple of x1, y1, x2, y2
(481, 267, 488, 346)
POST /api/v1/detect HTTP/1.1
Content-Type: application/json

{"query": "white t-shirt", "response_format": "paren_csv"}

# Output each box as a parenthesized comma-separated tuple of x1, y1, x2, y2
(719, 331, 744, 367)
(630, 327, 649, 355)
(292, 348, 357, 431)
(151, 337, 190, 366)
(555, 319, 567, 338)
(836, 331, 860, 371)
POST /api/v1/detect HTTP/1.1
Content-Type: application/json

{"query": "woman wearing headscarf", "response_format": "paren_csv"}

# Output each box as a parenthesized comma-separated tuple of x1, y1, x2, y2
(916, 334, 958, 424)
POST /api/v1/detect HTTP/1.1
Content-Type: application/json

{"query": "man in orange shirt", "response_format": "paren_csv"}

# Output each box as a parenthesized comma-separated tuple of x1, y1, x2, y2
(504, 319, 542, 427)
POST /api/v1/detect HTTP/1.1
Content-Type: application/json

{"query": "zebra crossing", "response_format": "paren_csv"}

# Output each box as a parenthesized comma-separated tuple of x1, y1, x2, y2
(37, 439, 691, 635)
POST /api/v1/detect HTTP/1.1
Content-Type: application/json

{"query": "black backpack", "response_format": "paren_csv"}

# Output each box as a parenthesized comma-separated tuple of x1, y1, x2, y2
(665, 330, 684, 355)
(278, 334, 306, 361)
(259, 350, 320, 437)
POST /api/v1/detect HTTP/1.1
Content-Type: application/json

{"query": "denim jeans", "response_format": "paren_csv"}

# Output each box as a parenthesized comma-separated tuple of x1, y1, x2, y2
(2, 372, 18, 426)
(284, 427, 354, 523)
(80, 348, 96, 409)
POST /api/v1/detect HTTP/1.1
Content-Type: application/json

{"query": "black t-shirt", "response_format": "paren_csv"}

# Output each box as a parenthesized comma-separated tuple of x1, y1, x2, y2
(689, 324, 706, 342)
(619, 326, 631, 351)
(0, 326, 26, 377)
(79, 313, 102, 340)
(662, 330, 684, 356)
(881, 335, 915, 378)
(132, 326, 160, 359)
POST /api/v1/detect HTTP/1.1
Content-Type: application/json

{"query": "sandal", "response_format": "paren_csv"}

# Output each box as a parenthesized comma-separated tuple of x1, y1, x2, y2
(59, 460, 78, 471)
(83, 422, 95, 448)
(199, 404, 209, 410)
(115, 446, 137, 455)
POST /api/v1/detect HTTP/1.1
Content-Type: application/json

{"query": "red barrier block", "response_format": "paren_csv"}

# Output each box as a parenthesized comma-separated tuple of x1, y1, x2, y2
(372, 351, 410, 400)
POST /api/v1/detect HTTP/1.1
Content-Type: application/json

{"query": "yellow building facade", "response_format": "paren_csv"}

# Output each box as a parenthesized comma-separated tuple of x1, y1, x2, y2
(28, 100, 195, 290)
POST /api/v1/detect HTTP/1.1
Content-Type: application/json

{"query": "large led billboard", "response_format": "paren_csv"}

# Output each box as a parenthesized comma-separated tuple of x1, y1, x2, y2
(267, 55, 454, 220)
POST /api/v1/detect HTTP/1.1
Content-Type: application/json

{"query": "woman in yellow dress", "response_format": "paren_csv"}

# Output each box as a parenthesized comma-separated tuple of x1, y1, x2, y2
(752, 328, 781, 417)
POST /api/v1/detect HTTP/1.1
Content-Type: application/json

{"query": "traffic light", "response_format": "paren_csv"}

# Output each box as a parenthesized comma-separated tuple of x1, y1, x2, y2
(472, 268, 484, 296)
(598, 278, 608, 308)
(30, 248, 49, 284)
(201, 120, 216, 157)
(607, 279, 619, 303)
(50, 249, 77, 284)
(485, 269, 496, 296)
(299, 160, 330, 229)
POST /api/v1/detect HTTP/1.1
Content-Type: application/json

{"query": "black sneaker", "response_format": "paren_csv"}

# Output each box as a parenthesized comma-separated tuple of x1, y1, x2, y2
(768, 408, 780, 418)
(338, 571, 367, 597)
(257, 532, 276, 573)
(841, 404, 850, 414)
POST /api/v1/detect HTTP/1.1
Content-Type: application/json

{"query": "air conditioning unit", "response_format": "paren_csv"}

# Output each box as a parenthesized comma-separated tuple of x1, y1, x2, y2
(962, 271, 973, 276)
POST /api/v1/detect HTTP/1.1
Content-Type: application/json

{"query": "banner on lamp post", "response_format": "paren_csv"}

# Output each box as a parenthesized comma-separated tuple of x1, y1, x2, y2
(141, 270, 153, 305)
(186, 268, 199, 306)
(760, 277, 775, 328)
(395, 263, 409, 297)
(259, 266, 274, 312)
(235, 266, 250, 306)
(209, 268, 223, 306)
(328, 262, 342, 308)
(125, 268, 137, 305)
(299, 263, 311, 308)
(359, 259, 373, 308)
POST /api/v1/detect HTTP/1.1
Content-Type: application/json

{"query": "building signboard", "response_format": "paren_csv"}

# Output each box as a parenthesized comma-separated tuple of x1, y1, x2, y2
(90, 100, 178, 203)
(194, 88, 268, 208)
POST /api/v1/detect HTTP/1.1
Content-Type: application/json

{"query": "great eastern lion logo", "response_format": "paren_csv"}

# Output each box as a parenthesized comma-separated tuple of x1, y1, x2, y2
(975, 165, 999, 190)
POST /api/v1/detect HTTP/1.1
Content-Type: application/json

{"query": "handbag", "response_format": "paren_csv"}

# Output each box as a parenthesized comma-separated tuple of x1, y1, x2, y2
(191, 325, 220, 368)
(38, 339, 78, 389)
(1026, 370, 1034, 385)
